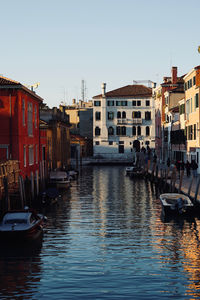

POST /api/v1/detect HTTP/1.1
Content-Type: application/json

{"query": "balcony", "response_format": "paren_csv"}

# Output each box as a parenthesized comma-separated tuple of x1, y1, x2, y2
(131, 118, 142, 124)
(117, 118, 142, 125)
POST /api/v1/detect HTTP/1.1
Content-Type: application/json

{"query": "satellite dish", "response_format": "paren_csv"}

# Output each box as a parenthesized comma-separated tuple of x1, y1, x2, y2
(198, 46, 200, 53)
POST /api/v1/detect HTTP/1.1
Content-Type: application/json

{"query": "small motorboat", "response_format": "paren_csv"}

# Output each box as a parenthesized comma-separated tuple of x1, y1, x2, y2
(49, 171, 70, 189)
(126, 166, 135, 175)
(160, 193, 194, 216)
(129, 166, 145, 178)
(0, 207, 46, 242)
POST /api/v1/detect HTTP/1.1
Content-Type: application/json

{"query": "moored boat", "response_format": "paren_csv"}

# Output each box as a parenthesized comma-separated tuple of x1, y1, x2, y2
(159, 193, 194, 216)
(49, 171, 70, 189)
(0, 207, 46, 242)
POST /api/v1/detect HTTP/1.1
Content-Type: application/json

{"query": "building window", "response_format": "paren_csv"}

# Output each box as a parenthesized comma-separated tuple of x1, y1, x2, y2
(116, 126, 126, 136)
(132, 100, 136, 106)
(132, 126, 136, 136)
(95, 111, 101, 120)
(34, 105, 37, 128)
(119, 141, 124, 144)
(145, 111, 151, 120)
(23, 146, 26, 167)
(180, 104, 185, 114)
(193, 76, 196, 86)
(95, 141, 100, 145)
(146, 100, 150, 106)
(108, 111, 114, 120)
(95, 127, 101, 136)
(118, 145, 124, 153)
(29, 145, 34, 165)
(94, 101, 101, 106)
(108, 126, 114, 135)
(109, 141, 113, 145)
(137, 100, 141, 106)
(107, 100, 114, 106)
(28, 102, 33, 136)
(195, 93, 199, 108)
(133, 111, 141, 118)
(116, 101, 127, 106)
(137, 126, 141, 136)
(122, 111, 126, 118)
(22, 99, 25, 126)
(194, 124, 197, 140)
(117, 111, 121, 118)
(146, 126, 150, 136)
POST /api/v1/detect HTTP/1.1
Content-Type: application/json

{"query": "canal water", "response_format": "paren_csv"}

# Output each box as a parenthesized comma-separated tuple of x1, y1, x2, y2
(0, 165, 200, 299)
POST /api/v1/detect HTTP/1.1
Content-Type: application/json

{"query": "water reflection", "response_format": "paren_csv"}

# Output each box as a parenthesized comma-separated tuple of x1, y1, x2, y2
(1, 166, 200, 299)
(0, 237, 43, 299)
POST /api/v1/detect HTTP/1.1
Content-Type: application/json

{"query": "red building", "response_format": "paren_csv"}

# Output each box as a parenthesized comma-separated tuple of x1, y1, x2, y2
(0, 76, 43, 178)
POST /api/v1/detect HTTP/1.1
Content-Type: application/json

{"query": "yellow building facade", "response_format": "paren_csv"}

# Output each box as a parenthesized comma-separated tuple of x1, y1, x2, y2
(184, 66, 200, 166)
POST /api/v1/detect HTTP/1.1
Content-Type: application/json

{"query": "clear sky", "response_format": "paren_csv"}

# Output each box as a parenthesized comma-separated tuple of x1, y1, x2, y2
(1, 0, 200, 107)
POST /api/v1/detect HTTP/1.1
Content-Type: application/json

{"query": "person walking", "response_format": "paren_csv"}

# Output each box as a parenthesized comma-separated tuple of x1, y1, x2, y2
(186, 160, 191, 177)
(191, 160, 198, 177)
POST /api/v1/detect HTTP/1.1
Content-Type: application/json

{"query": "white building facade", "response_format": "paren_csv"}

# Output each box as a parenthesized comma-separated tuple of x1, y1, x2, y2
(92, 83, 155, 161)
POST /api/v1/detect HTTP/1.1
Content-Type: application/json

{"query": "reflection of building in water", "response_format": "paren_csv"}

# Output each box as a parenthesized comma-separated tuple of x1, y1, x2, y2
(0, 242, 42, 299)
(153, 217, 200, 298)
(92, 167, 155, 238)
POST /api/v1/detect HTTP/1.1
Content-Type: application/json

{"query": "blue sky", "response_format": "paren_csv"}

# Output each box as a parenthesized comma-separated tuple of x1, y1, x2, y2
(1, 0, 200, 107)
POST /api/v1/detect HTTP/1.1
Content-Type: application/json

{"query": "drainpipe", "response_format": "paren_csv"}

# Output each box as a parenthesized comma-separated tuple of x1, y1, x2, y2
(9, 93, 12, 159)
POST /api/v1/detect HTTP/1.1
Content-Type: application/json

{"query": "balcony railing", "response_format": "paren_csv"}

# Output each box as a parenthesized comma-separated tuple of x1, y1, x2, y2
(117, 118, 142, 125)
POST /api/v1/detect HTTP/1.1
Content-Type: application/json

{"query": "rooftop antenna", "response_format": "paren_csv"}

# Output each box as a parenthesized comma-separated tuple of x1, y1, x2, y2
(81, 79, 87, 101)
(25, 82, 40, 91)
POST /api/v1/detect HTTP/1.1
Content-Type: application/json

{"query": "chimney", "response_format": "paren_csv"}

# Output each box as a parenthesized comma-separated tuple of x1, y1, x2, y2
(101, 83, 106, 97)
(172, 66, 177, 84)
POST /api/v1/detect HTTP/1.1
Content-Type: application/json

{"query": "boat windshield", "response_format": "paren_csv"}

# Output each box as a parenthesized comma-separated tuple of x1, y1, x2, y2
(5, 219, 27, 224)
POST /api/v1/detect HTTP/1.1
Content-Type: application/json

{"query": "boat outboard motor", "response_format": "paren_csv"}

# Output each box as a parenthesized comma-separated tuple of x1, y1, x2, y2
(176, 198, 183, 214)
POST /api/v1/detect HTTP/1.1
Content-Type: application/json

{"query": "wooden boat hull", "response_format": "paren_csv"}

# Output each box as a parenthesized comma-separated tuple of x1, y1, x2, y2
(0, 225, 43, 241)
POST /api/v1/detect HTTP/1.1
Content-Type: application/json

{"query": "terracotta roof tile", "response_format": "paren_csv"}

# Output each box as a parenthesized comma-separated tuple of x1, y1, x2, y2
(0, 75, 20, 85)
(93, 84, 152, 99)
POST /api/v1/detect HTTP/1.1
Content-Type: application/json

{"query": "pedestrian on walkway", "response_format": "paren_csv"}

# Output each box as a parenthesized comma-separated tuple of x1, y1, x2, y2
(186, 160, 191, 177)
(191, 160, 198, 177)
(167, 158, 170, 168)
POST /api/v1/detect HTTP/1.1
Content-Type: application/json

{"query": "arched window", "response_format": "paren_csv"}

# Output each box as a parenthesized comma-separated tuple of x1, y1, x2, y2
(122, 111, 126, 118)
(146, 126, 150, 136)
(117, 111, 121, 119)
(116, 126, 121, 135)
(132, 126, 136, 136)
(122, 126, 126, 136)
(132, 111, 141, 118)
(108, 126, 114, 135)
(95, 127, 101, 136)
(145, 111, 151, 120)
(137, 126, 141, 136)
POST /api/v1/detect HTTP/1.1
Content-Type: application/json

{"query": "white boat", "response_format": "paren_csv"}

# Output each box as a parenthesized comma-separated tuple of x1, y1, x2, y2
(0, 208, 45, 242)
(49, 171, 70, 189)
(126, 166, 135, 175)
(160, 193, 194, 216)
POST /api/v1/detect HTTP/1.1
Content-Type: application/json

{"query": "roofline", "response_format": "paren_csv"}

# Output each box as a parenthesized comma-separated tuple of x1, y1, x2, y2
(0, 84, 43, 102)
(93, 94, 152, 99)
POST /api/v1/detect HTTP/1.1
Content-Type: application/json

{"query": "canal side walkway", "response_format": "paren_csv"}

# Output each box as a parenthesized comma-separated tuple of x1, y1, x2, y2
(150, 162, 200, 202)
